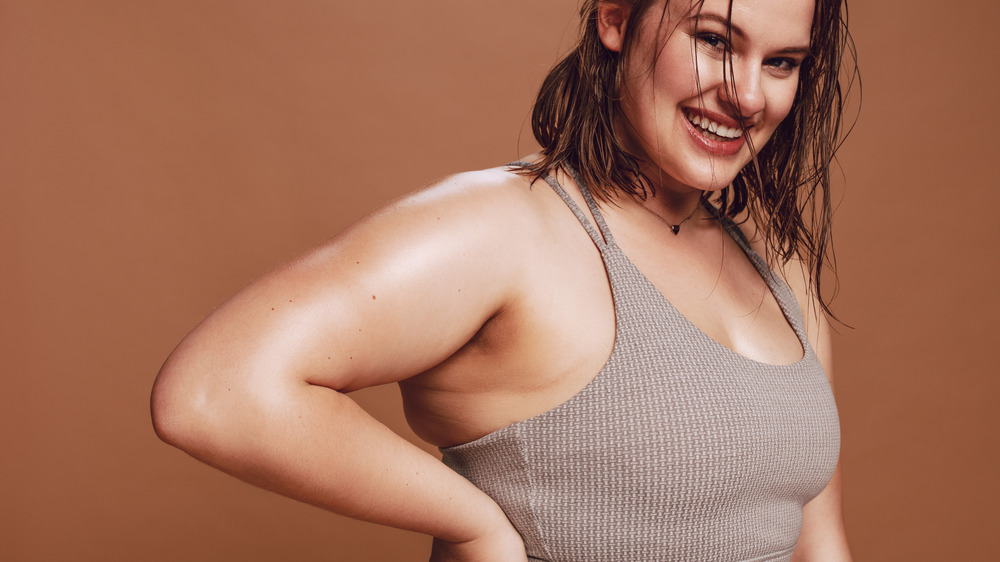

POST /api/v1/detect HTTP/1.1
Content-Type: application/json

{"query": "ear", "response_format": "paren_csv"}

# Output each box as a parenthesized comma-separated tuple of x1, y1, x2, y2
(596, 1, 632, 53)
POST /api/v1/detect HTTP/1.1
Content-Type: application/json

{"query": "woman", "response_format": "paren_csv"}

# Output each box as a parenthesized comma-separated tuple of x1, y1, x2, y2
(151, 0, 855, 559)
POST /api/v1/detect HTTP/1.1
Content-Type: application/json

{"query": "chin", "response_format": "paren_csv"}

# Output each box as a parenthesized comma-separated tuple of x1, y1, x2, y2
(657, 161, 746, 194)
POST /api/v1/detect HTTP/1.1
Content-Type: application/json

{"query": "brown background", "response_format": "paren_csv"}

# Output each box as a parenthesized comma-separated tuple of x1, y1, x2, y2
(3, 0, 998, 560)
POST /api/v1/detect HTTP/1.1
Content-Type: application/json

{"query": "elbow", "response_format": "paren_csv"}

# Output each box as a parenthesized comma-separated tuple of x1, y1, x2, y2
(150, 380, 190, 450)
(150, 354, 283, 464)
(150, 360, 221, 455)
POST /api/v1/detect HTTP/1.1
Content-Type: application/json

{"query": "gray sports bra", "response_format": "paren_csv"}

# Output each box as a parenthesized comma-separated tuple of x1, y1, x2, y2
(440, 166, 840, 562)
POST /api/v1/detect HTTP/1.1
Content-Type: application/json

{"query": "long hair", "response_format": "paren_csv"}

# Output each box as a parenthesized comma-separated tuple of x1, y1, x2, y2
(520, 0, 859, 318)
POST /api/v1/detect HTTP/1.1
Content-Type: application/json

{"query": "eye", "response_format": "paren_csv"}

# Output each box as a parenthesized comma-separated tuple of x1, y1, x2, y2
(764, 57, 802, 75)
(697, 33, 728, 52)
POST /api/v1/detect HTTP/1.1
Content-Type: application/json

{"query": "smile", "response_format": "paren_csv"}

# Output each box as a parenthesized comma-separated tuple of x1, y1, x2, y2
(680, 108, 747, 157)
(683, 109, 743, 141)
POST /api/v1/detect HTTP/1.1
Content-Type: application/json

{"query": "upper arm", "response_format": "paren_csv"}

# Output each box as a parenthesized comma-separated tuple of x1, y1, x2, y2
(153, 170, 531, 421)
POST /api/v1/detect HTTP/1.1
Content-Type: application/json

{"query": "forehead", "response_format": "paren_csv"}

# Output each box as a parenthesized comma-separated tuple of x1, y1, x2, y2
(660, 0, 815, 47)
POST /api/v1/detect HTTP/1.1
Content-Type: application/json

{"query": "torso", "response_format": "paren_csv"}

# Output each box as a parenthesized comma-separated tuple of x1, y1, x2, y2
(428, 165, 839, 561)
(399, 165, 808, 448)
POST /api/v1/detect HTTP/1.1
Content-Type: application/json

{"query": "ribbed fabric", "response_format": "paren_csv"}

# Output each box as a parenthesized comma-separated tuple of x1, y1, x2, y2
(440, 168, 841, 562)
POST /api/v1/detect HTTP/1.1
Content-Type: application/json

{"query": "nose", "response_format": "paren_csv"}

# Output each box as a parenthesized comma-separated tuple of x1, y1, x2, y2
(718, 61, 765, 119)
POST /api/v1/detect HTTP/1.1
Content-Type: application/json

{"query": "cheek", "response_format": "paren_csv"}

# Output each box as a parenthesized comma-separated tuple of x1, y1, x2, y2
(628, 41, 700, 106)
(658, 44, 702, 101)
(663, 66, 701, 103)
(755, 86, 799, 146)
(622, 70, 694, 139)
(629, 63, 699, 130)
(765, 83, 800, 127)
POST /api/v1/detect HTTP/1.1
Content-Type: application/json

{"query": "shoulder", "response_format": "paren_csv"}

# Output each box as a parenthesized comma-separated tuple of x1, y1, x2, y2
(344, 163, 582, 288)
(330, 165, 543, 259)
(365, 165, 551, 243)
(312, 164, 562, 323)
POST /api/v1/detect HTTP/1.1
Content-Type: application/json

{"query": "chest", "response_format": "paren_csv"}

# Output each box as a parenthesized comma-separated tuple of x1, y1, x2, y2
(601, 208, 805, 366)
(441, 271, 841, 560)
(403, 190, 806, 447)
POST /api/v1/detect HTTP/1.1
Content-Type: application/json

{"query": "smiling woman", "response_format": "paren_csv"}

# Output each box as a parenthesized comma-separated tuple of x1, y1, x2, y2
(617, 0, 812, 179)
(151, 0, 857, 560)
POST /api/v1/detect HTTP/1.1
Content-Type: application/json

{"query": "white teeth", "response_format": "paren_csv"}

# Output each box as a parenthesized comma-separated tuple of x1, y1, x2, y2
(686, 110, 742, 140)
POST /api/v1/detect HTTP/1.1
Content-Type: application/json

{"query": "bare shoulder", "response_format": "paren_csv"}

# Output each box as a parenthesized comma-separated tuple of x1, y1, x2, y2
(292, 164, 550, 283)
(385, 166, 547, 223)
(348, 166, 554, 262)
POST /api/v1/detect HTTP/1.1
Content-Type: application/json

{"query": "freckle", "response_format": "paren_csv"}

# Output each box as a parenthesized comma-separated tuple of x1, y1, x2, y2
(356, 261, 359, 264)
(271, 308, 274, 310)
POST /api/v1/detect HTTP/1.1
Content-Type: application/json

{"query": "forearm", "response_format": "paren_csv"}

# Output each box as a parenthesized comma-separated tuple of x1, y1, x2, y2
(152, 378, 507, 543)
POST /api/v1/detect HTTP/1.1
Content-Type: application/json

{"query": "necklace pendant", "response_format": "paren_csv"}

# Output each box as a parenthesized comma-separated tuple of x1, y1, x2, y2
(670, 225, 680, 235)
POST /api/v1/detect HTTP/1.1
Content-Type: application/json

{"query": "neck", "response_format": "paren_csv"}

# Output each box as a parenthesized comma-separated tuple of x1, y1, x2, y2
(641, 190, 705, 226)
(626, 155, 714, 225)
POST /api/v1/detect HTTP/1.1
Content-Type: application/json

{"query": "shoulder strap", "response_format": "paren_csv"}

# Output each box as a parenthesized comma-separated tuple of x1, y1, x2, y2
(705, 203, 810, 342)
(508, 162, 615, 249)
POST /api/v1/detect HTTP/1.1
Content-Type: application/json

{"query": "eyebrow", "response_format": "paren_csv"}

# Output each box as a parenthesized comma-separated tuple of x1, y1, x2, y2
(689, 12, 811, 56)
(690, 13, 746, 38)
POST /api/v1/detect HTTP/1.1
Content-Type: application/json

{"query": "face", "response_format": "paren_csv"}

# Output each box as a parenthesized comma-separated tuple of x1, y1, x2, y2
(611, 0, 814, 194)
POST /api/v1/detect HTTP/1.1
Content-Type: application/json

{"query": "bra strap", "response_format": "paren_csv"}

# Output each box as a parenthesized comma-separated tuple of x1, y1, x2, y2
(507, 162, 615, 249)
(705, 203, 810, 344)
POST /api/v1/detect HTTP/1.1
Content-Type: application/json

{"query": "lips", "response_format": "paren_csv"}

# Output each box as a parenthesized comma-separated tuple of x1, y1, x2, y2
(682, 108, 747, 156)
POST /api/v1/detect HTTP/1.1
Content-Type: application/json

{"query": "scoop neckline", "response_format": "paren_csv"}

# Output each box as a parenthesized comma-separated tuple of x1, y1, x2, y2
(606, 236, 812, 370)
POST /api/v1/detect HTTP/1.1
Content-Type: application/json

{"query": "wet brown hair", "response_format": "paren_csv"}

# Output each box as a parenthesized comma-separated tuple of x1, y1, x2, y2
(520, 0, 859, 317)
